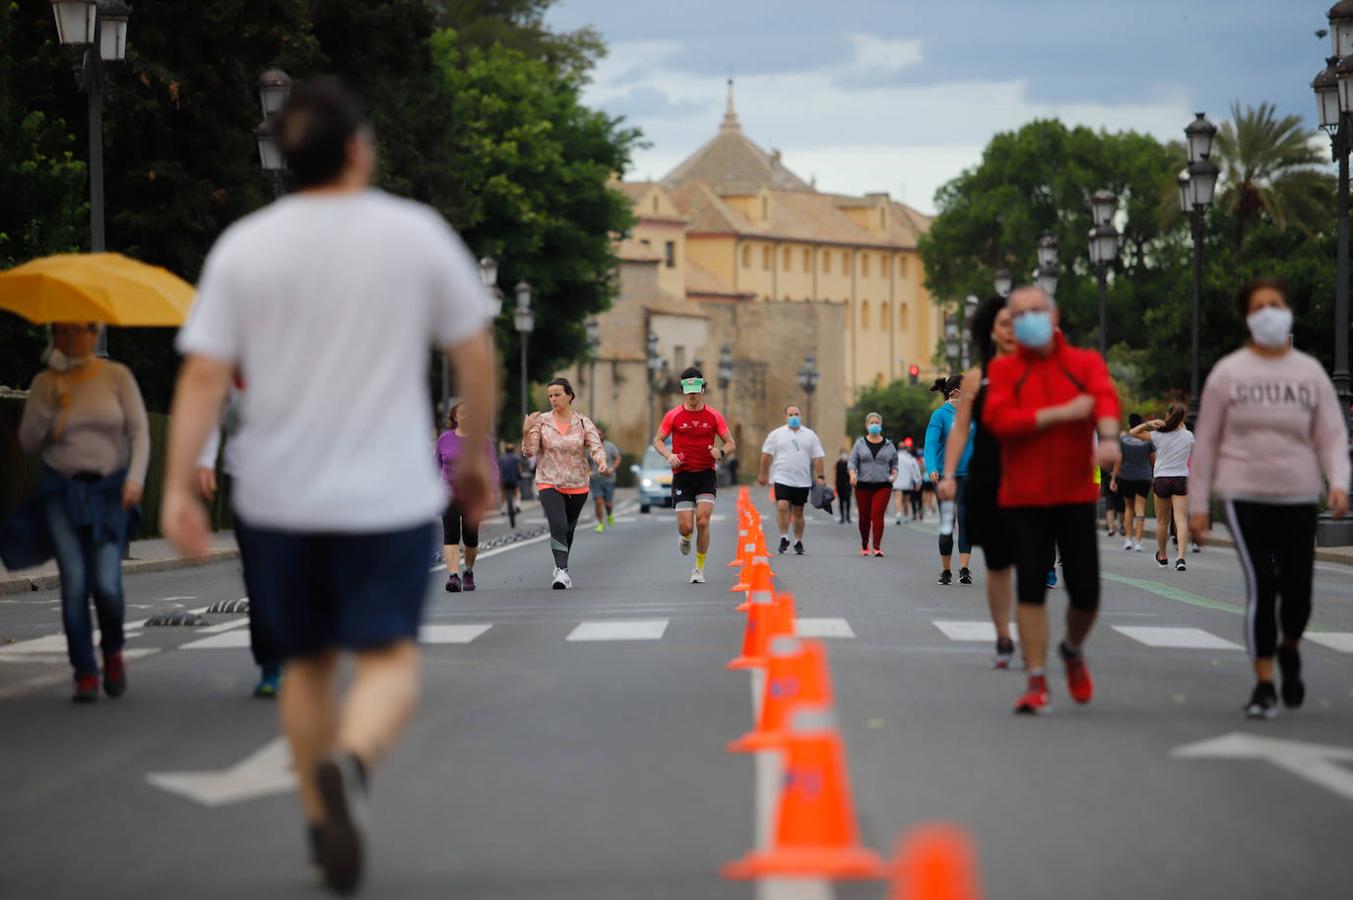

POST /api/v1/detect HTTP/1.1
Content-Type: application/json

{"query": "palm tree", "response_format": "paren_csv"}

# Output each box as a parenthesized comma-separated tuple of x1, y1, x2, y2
(1212, 101, 1331, 261)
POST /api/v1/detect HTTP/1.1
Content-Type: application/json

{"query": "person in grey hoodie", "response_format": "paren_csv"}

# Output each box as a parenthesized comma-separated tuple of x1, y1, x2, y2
(848, 412, 900, 556)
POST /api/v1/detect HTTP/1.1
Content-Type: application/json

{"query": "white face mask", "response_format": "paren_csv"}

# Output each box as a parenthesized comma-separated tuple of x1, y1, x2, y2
(44, 347, 72, 372)
(1247, 306, 1293, 349)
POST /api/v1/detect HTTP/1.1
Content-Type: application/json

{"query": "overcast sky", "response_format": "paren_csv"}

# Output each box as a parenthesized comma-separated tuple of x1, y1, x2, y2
(548, 1, 1327, 214)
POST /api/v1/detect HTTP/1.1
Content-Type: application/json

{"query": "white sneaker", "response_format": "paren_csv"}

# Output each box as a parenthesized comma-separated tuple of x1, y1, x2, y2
(1123, 538, 1133, 551)
(690, 567, 706, 584)
(895, 514, 902, 525)
(552, 567, 572, 590)
(1134, 540, 1144, 552)
(679, 536, 692, 556)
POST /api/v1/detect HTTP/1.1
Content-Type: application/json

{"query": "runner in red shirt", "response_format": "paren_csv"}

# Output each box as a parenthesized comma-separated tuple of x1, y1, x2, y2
(654, 366, 737, 584)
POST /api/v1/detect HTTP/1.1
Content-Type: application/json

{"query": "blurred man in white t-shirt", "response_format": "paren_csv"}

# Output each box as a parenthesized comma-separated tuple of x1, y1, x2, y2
(758, 404, 825, 555)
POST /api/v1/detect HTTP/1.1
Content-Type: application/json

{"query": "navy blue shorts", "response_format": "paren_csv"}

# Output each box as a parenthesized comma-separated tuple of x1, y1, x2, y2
(235, 517, 438, 661)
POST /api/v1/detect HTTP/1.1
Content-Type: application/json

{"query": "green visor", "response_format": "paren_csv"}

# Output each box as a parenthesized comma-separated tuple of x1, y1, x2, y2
(680, 377, 705, 394)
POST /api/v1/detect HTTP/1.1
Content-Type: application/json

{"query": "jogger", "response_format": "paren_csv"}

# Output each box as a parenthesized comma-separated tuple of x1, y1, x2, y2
(539, 488, 589, 570)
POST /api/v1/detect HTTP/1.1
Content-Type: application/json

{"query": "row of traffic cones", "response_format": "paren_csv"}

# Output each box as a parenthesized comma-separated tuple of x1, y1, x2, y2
(719, 486, 983, 898)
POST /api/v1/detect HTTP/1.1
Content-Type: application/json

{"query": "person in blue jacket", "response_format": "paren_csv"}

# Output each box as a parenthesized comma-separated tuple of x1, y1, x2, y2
(925, 375, 975, 585)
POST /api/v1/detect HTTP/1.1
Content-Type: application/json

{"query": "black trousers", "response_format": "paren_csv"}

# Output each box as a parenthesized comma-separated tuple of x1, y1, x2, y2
(1223, 500, 1317, 659)
(837, 484, 852, 523)
(225, 475, 278, 669)
(1008, 503, 1099, 611)
(539, 488, 588, 569)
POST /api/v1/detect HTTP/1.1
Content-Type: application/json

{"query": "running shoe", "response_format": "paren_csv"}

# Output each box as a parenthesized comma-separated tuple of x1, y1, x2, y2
(72, 673, 99, 704)
(1244, 681, 1279, 720)
(1155, 552, 1168, 567)
(992, 637, 1016, 670)
(1122, 538, 1134, 551)
(1134, 540, 1144, 552)
(690, 567, 706, 584)
(860, 547, 870, 557)
(445, 573, 462, 593)
(608, 513, 616, 526)
(958, 567, 973, 585)
(552, 567, 572, 590)
(680, 535, 692, 556)
(1014, 674, 1050, 714)
(315, 752, 368, 895)
(778, 537, 791, 555)
(895, 514, 903, 525)
(871, 548, 885, 558)
(1175, 558, 1187, 572)
(1059, 641, 1094, 704)
(1277, 645, 1305, 708)
(1192, 542, 1202, 554)
(253, 664, 281, 699)
(1046, 569, 1057, 589)
(595, 522, 605, 534)
(794, 541, 805, 556)
(937, 569, 953, 586)
(462, 571, 476, 592)
(103, 651, 127, 698)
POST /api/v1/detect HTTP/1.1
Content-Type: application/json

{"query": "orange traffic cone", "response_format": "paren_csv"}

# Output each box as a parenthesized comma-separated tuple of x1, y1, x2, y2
(733, 558, 773, 612)
(727, 526, 755, 568)
(728, 637, 832, 752)
(723, 705, 887, 880)
(730, 550, 771, 593)
(727, 570, 787, 670)
(890, 824, 982, 900)
(774, 591, 797, 635)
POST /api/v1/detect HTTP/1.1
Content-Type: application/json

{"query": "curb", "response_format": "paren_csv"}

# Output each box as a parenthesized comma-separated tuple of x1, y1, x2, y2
(0, 547, 240, 597)
(1115, 522, 1353, 568)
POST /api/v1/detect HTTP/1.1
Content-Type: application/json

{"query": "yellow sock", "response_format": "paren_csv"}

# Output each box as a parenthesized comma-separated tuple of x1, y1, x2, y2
(696, 552, 707, 569)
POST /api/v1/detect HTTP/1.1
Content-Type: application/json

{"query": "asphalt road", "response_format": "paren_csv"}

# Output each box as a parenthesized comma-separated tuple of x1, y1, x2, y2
(2, 490, 1352, 899)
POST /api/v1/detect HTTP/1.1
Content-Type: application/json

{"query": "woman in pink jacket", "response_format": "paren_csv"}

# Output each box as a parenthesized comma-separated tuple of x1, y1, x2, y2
(1190, 278, 1350, 720)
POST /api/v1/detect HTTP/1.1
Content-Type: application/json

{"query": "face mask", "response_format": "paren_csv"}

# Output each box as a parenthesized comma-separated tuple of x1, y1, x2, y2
(1014, 311, 1054, 349)
(787, 416, 801, 429)
(1247, 307, 1293, 349)
(867, 423, 883, 436)
(44, 347, 71, 372)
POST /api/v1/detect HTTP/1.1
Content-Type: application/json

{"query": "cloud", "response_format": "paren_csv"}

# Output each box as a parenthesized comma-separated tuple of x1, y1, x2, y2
(846, 34, 923, 76)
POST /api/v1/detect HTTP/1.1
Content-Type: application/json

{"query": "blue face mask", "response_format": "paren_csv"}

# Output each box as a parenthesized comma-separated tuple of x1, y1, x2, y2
(787, 416, 802, 429)
(867, 423, 883, 436)
(1014, 311, 1054, 349)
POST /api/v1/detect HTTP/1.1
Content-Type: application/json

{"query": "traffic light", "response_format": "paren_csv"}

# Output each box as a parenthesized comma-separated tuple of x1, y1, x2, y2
(902, 436, 914, 449)
(908, 364, 920, 385)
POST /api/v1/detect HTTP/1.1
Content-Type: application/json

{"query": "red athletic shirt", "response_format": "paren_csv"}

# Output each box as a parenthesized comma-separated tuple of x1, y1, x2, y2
(659, 405, 731, 472)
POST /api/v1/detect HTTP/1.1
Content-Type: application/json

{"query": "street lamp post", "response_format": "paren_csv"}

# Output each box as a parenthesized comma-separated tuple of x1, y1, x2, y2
(514, 282, 534, 422)
(944, 314, 960, 373)
(993, 268, 1013, 299)
(962, 295, 979, 368)
(1182, 112, 1219, 417)
(1089, 189, 1120, 358)
(1034, 233, 1059, 300)
(1316, 29, 1353, 425)
(797, 354, 819, 425)
(585, 316, 601, 418)
(717, 343, 734, 410)
(256, 69, 292, 199)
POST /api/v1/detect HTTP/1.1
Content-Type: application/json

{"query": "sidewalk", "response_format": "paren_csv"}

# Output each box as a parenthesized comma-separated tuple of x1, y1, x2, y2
(1114, 518, 1353, 567)
(0, 534, 240, 597)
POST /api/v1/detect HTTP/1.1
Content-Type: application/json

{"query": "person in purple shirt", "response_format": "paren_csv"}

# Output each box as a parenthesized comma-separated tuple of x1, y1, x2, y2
(436, 399, 499, 592)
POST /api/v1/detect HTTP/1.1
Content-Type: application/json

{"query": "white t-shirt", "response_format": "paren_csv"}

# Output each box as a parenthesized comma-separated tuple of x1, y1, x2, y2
(1150, 428, 1195, 478)
(762, 425, 825, 488)
(177, 190, 495, 531)
(896, 452, 921, 490)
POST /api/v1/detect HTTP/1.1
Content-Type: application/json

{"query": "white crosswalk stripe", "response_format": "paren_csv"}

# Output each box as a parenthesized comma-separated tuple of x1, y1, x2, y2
(931, 620, 1019, 642)
(1110, 626, 1243, 650)
(567, 620, 669, 641)
(1305, 632, 1353, 653)
(419, 624, 493, 644)
(795, 617, 856, 638)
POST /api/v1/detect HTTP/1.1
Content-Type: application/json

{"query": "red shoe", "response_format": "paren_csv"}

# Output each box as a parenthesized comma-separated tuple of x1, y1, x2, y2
(859, 548, 869, 557)
(1060, 642, 1093, 704)
(72, 673, 99, 704)
(1014, 675, 1050, 715)
(103, 651, 127, 698)
(871, 548, 885, 557)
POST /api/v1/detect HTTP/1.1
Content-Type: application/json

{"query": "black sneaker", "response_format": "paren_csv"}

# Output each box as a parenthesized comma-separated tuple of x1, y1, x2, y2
(1244, 681, 1279, 720)
(1155, 552, 1168, 567)
(937, 569, 953, 585)
(1175, 559, 1187, 572)
(793, 541, 805, 556)
(1277, 645, 1305, 708)
(958, 567, 973, 585)
(992, 637, 1016, 670)
(315, 752, 368, 895)
(778, 537, 790, 555)
(444, 573, 462, 593)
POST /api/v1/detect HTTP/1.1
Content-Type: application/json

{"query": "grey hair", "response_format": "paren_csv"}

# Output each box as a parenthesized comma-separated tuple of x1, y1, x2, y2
(865, 411, 883, 422)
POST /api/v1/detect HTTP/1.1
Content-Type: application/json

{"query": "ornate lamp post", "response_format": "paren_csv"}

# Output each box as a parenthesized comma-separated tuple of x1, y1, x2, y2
(1182, 112, 1219, 418)
(1315, 11, 1353, 424)
(797, 354, 820, 425)
(1089, 189, 1120, 357)
(993, 268, 1013, 299)
(1035, 233, 1059, 299)
(961, 295, 979, 368)
(514, 282, 534, 421)
(254, 69, 292, 199)
(717, 343, 734, 409)
(585, 316, 601, 417)
(944, 314, 961, 372)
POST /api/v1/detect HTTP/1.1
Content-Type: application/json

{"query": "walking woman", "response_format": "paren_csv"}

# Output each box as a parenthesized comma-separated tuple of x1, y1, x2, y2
(925, 375, 974, 584)
(437, 399, 499, 592)
(940, 296, 1020, 668)
(522, 377, 608, 589)
(835, 447, 853, 525)
(1190, 278, 1349, 719)
(15, 323, 149, 702)
(848, 414, 899, 556)
(1129, 402, 1195, 571)
(1111, 413, 1153, 552)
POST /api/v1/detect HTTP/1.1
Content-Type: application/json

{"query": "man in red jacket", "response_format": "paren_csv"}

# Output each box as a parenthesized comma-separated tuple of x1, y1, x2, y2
(982, 286, 1121, 714)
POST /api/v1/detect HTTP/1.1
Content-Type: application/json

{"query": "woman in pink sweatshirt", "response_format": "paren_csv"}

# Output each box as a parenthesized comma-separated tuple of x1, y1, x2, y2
(1189, 278, 1350, 720)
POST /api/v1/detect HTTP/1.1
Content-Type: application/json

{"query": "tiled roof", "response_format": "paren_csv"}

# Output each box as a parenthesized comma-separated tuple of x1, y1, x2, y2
(661, 129, 813, 194)
(685, 261, 751, 299)
(616, 237, 663, 263)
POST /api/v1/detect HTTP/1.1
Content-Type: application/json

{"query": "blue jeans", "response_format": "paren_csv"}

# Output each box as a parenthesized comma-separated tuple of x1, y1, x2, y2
(44, 495, 125, 675)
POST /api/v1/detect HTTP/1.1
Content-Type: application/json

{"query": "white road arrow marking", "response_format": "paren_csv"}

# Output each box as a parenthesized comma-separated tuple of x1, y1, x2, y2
(1172, 732, 1353, 801)
(146, 738, 295, 807)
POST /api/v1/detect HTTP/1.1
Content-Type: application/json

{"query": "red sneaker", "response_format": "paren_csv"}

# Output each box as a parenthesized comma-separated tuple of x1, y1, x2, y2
(72, 673, 99, 704)
(1014, 675, 1050, 715)
(859, 548, 869, 557)
(103, 651, 127, 698)
(871, 548, 885, 557)
(1060, 642, 1093, 704)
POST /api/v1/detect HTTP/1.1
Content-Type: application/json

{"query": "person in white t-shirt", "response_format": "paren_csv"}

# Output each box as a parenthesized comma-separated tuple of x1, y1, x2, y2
(758, 404, 826, 555)
(160, 79, 496, 895)
(1129, 402, 1196, 572)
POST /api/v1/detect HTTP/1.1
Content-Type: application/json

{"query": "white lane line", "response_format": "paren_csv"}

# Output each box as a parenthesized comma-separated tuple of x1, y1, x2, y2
(566, 620, 669, 642)
(181, 631, 251, 650)
(1306, 632, 1353, 653)
(430, 533, 555, 573)
(1111, 626, 1243, 650)
(418, 624, 492, 644)
(194, 617, 249, 635)
(932, 620, 1018, 642)
(795, 618, 856, 639)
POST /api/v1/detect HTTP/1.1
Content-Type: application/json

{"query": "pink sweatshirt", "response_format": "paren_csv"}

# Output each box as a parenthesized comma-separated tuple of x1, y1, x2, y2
(1188, 347, 1350, 515)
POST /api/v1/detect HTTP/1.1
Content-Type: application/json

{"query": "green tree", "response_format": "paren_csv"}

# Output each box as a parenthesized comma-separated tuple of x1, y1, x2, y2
(846, 381, 938, 447)
(433, 0, 604, 81)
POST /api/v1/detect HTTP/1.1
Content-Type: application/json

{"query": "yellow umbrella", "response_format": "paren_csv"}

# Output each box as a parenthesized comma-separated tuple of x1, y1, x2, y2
(0, 252, 195, 326)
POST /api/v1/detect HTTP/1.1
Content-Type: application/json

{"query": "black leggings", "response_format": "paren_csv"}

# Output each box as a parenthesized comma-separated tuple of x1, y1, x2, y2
(442, 503, 479, 549)
(1223, 500, 1317, 660)
(539, 488, 588, 569)
(938, 477, 972, 557)
(1008, 503, 1099, 611)
(908, 490, 922, 518)
(837, 486, 852, 523)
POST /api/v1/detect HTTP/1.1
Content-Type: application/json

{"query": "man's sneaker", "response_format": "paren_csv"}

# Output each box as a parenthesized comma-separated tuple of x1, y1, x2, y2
(1134, 540, 1144, 552)
(552, 567, 572, 590)
(1155, 552, 1168, 567)
(72, 673, 99, 704)
(690, 567, 706, 584)
(895, 514, 903, 525)
(1192, 542, 1202, 554)
(315, 752, 368, 895)
(595, 522, 606, 534)
(445, 573, 462, 593)
(1277, 645, 1305, 708)
(1014, 675, 1051, 714)
(607, 514, 616, 526)
(958, 567, 973, 585)
(1123, 538, 1134, 551)
(1175, 558, 1187, 572)
(253, 663, 282, 699)
(1046, 569, 1058, 589)
(794, 541, 805, 556)
(680, 536, 693, 556)
(992, 637, 1016, 670)
(462, 571, 476, 592)
(1059, 642, 1094, 704)
(778, 537, 791, 554)
(937, 569, 953, 586)
(1245, 681, 1279, 719)
(103, 651, 127, 698)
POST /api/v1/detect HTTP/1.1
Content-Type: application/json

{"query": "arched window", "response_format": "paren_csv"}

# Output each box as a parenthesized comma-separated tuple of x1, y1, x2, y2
(742, 245, 752, 268)
(899, 302, 909, 330)
(762, 245, 771, 271)
(881, 302, 890, 330)
(861, 300, 870, 330)
(783, 247, 792, 271)
(862, 254, 871, 277)
(803, 248, 811, 271)
(898, 255, 909, 277)
(843, 250, 853, 271)
(883, 256, 891, 277)
(824, 252, 832, 275)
